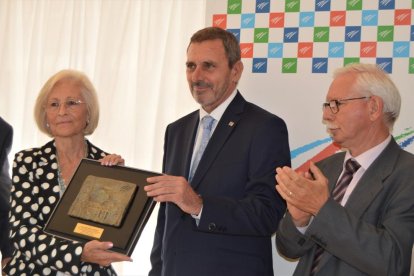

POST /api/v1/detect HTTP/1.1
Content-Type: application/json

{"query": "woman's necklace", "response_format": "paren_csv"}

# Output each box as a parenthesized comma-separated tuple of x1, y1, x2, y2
(56, 140, 88, 195)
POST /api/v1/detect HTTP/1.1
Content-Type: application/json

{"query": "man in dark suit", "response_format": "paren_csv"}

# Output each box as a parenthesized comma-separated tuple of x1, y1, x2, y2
(145, 27, 291, 276)
(275, 63, 414, 275)
(0, 117, 13, 270)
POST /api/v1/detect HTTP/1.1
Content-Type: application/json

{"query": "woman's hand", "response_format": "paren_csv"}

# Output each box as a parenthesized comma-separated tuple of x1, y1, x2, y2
(99, 154, 125, 166)
(81, 240, 132, 267)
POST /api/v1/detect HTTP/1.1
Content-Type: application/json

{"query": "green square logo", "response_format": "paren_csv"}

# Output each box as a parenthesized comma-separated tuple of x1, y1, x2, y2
(285, 0, 300, 13)
(314, 27, 329, 42)
(377, 26, 394, 42)
(282, 58, 297, 73)
(344, 58, 360, 67)
(409, 58, 414, 74)
(346, 0, 362, 10)
(254, 28, 269, 43)
(228, 0, 242, 14)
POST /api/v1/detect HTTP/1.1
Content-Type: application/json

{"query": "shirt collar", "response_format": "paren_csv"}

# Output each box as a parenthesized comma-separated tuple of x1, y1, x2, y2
(344, 135, 392, 171)
(199, 89, 237, 122)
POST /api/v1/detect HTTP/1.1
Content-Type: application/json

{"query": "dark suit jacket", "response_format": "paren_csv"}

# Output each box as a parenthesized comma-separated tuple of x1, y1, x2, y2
(276, 138, 414, 276)
(149, 92, 291, 276)
(0, 117, 13, 258)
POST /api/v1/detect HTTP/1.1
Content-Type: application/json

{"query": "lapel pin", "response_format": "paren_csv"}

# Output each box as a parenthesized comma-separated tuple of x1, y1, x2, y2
(228, 121, 235, 127)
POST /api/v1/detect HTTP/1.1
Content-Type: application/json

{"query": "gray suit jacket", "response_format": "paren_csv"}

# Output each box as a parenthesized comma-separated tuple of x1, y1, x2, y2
(276, 138, 414, 276)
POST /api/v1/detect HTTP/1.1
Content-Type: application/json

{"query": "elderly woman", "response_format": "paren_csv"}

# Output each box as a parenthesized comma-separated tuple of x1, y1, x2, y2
(4, 70, 131, 276)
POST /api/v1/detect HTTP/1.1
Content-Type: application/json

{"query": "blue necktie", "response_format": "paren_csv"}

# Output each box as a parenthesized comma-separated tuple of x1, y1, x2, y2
(310, 159, 360, 275)
(189, 116, 215, 182)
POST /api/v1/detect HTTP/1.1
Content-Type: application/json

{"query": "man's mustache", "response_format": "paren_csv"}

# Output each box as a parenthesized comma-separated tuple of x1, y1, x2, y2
(192, 81, 213, 89)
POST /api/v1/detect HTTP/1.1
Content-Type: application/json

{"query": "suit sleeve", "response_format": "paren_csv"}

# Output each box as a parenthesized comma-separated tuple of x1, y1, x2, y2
(197, 116, 290, 236)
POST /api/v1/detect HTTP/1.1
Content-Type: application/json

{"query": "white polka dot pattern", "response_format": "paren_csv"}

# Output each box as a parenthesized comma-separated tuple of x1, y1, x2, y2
(5, 140, 116, 276)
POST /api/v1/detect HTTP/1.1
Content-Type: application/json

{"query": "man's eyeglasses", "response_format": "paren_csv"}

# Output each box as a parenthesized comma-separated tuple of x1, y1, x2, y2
(45, 99, 86, 112)
(322, 96, 371, 114)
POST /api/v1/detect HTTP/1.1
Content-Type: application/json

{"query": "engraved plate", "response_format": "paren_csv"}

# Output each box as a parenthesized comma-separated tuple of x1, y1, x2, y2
(73, 223, 104, 239)
(68, 175, 137, 227)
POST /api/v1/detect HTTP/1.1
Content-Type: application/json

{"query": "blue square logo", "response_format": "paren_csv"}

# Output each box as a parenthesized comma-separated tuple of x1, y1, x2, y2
(241, 14, 255, 29)
(268, 43, 283, 58)
(227, 29, 241, 43)
(300, 12, 315, 27)
(411, 25, 414, 42)
(376, 58, 393, 73)
(284, 27, 299, 43)
(315, 0, 331, 11)
(256, 0, 270, 13)
(379, 0, 395, 10)
(328, 42, 345, 58)
(362, 10, 378, 26)
(312, 58, 328, 73)
(393, 41, 410, 57)
(345, 26, 361, 42)
(252, 58, 268, 73)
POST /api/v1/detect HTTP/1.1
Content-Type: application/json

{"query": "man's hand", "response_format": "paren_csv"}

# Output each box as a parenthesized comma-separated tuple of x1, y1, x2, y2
(275, 162, 330, 217)
(145, 175, 202, 215)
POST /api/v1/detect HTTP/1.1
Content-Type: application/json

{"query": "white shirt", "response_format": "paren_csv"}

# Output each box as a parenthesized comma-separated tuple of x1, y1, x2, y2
(190, 89, 238, 222)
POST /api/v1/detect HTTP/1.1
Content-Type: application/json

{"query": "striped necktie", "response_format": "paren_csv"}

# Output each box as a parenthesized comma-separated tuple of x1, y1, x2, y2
(310, 159, 361, 275)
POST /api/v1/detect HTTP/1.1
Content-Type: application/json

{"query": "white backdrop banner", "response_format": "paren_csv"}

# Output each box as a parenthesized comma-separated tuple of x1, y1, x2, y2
(206, 0, 413, 275)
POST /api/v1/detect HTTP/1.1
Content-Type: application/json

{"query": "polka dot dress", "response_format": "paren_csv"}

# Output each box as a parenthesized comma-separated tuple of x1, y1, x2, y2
(4, 140, 118, 276)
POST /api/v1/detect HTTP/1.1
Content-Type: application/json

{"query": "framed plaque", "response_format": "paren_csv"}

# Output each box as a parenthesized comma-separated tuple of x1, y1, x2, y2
(44, 158, 160, 256)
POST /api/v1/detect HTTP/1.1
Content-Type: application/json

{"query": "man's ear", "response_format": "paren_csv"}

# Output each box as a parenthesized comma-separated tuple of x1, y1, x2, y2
(369, 95, 383, 121)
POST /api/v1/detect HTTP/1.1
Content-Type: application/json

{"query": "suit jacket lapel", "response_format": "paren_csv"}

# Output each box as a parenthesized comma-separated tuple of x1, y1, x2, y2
(345, 138, 399, 217)
(190, 92, 245, 189)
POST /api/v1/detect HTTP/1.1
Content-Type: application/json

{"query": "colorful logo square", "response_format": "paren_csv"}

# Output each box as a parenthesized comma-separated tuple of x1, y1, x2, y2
(394, 9, 411, 25)
(312, 58, 328, 73)
(300, 12, 315, 27)
(315, 0, 331, 12)
(282, 58, 298, 73)
(285, 0, 300, 13)
(213, 14, 227, 29)
(314, 27, 329, 42)
(345, 26, 361, 42)
(411, 25, 414, 41)
(376, 58, 393, 73)
(240, 43, 254, 58)
(360, 42, 377, 57)
(298, 42, 313, 58)
(362, 10, 378, 26)
(330, 11, 346, 27)
(346, 0, 362, 11)
(254, 28, 269, 43)
(256, 0, 271, 13)
(377, 26, 394, 42)
(227, 29, 241, 43)
(228, 0, 242, 14)
(269, 13, 284, 28)
(328, 42, 345, 57)
(393, 41, 410, 57)
(409, 58, 414, 74)
(268, 43, 283, 58)
(241, 14, 255, 28)
(252, 58, 268, 73)
(284, 27, 299, 42)
(379, 0, 395, 10)
(344, 57, 360, 66)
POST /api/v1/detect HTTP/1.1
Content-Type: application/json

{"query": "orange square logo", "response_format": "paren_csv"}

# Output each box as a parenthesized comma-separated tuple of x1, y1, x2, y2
(360, 42, 377, 57)
(330, 11, 346, 26)
(212, 14, 227, 29)
(269, 13, 284, 28)
(394, 9, 411, 25)
(240, 43, 254, 58)
(298, 42, 313, 58)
